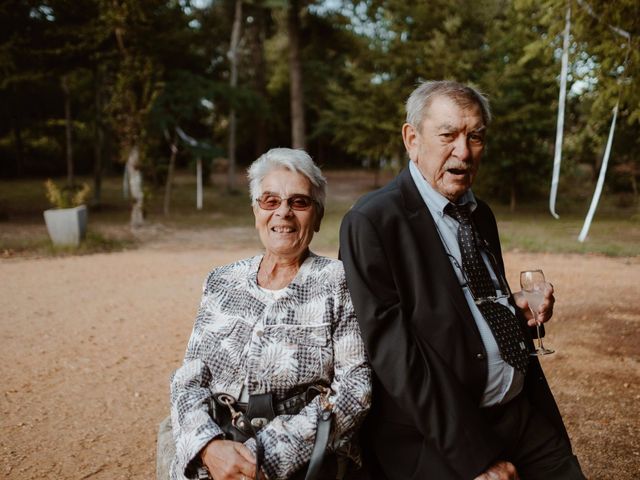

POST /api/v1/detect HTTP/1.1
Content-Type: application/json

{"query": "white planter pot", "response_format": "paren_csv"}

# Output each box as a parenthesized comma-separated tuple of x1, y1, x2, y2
(43, 205, 88, 247)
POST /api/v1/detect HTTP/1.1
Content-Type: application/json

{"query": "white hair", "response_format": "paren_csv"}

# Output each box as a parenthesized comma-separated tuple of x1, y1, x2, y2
(406, 80, 492, 130)
(247, 148, 327, 214)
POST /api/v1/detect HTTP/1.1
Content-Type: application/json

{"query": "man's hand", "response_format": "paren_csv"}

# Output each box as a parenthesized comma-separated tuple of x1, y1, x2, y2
(200, 439, 263, 480)
(474, 461, 519, 480)
(514, 282, 554, 327)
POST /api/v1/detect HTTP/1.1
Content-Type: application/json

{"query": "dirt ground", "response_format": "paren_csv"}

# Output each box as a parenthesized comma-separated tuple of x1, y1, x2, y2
(1, 226, 639, 479)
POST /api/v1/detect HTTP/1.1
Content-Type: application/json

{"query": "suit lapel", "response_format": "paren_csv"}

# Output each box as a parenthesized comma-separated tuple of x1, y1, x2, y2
(396, 168, 480, 333)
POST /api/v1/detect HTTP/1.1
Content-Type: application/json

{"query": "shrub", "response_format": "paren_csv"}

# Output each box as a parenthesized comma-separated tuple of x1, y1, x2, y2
(44, 179, 91, 209)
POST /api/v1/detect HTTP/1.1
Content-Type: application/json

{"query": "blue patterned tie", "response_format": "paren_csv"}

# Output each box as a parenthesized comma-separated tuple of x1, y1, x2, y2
(445, 203, 529, 373)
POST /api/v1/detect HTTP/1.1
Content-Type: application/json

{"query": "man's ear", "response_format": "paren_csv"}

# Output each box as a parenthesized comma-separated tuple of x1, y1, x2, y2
(402, 123, 419, 162)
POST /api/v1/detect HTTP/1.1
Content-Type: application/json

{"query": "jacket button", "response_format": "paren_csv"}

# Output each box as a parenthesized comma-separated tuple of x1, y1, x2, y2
(256, 330, 264, 337)
(476, 353, 485, 360)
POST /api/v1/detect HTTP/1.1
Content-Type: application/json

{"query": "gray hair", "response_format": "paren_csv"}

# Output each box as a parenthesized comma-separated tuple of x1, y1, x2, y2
(405, 80, 492, 130)
(247, 148, 327, 215)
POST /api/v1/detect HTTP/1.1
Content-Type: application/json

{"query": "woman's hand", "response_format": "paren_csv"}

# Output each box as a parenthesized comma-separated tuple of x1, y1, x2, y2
(200, 439, 261, 480)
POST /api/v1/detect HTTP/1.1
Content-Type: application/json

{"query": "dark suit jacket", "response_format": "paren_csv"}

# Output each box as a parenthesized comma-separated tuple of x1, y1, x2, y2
(339, 167, 571, 480)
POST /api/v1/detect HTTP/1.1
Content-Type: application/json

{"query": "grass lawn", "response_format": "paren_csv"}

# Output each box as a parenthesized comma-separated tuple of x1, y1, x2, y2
(1, 170, 638, 257)
(495, 207, 640, 257)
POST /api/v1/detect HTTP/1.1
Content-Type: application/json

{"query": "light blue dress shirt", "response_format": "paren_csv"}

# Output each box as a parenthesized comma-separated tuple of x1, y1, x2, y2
(409, 161, 524, 406)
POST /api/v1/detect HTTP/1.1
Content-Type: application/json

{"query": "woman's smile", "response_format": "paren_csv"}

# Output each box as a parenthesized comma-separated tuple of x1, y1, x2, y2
(254, 168, 319, 260)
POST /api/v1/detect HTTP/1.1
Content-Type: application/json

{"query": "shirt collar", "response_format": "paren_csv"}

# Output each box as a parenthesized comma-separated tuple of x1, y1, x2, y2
(408, 161, 477, 218)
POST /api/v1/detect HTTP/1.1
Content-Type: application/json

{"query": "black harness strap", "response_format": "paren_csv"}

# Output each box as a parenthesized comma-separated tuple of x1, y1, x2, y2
(304, 407, 332, 480)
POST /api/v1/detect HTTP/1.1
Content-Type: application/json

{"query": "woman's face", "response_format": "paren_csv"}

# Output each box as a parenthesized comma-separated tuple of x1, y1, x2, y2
(253, 168, 320, 260)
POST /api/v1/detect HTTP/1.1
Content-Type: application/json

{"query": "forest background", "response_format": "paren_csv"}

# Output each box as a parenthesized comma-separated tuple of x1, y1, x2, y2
(1, 0, 639, 226)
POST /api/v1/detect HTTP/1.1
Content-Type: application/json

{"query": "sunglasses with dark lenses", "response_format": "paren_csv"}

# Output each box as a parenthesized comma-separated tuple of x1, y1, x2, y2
(257, 193, 315, 211)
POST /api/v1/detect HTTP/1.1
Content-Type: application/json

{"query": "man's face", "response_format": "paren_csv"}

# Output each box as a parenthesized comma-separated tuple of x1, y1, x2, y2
(402, 95, 486, 202)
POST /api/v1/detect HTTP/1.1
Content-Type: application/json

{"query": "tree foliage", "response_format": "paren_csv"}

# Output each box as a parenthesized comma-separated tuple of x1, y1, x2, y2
(522, 0, 640, 203)
(477, 0, 558, 209)
(1, 0, 637, 211)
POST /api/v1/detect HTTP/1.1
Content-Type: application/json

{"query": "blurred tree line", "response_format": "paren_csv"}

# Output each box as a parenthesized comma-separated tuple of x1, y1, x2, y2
(1, 0, 638, 221)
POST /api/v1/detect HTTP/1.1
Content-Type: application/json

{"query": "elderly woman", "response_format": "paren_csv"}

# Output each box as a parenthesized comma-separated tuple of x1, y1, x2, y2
(169, 148, 371, 480)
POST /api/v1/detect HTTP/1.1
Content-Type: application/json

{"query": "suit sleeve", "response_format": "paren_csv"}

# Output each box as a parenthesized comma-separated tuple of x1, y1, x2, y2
(340, 209, 503, 478)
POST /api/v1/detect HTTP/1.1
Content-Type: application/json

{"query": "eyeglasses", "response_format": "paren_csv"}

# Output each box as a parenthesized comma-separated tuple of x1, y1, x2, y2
(257, 193, 315, 211)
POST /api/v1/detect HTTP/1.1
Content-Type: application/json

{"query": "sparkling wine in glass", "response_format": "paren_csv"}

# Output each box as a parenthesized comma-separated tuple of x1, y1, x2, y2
(520, 269, 555, 356)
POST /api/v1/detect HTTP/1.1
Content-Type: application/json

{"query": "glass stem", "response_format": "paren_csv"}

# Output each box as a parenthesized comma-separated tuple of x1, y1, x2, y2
(531, 308, 544, 350)
(535, 321, 544, 350)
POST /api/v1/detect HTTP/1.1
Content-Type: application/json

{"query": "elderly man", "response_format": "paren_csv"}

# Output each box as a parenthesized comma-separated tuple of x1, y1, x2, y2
(339, 81, 585, 480)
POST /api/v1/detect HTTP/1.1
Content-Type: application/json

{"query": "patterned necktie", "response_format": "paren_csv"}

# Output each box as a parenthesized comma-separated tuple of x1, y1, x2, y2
(444, 203, 529, 373)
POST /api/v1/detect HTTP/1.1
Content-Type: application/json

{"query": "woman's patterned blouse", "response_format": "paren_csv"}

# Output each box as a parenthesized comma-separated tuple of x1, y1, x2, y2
(170, 252, 372, 479)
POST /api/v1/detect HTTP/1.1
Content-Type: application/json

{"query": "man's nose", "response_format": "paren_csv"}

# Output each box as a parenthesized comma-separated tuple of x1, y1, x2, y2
(452, 134, 470, 160)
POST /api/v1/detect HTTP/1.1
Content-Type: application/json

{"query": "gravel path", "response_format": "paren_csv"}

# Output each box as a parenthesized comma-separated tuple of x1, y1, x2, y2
(1, 231, 638, 479)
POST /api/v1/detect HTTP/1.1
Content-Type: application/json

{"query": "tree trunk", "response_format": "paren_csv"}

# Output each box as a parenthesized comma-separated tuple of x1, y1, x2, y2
(123, 165, 129, 200)
(510, 182, 517, 213)
(61, 75, 74, 186)
(253, 6, 268, 157)
(196, 157, 203, 210)
(163, 131, 177, 216)
(126, 143, 144, 228)
(228, 109, 237, 192)
(10, 83, 24, 177)
(628, 164, 638, 200)
(11, 120, 24, 177)
(288, 0, 305, 149)
(93, 68, 104, 207)
(109, 0, 159, 228)
(227, 0, 243, 193)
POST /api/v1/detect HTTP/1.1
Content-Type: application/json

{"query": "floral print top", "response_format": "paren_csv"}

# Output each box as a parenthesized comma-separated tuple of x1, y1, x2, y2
(170, 253, 371, 479)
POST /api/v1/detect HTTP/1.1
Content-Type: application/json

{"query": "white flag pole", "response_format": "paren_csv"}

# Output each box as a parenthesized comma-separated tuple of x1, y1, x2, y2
(549, 4, 571, 219)
(577, 103, 619, 242)
(572, 1, 631, 241)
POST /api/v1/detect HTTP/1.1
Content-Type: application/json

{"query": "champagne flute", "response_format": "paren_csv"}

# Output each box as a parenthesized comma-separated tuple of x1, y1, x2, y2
(520, 269, 555, 356)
